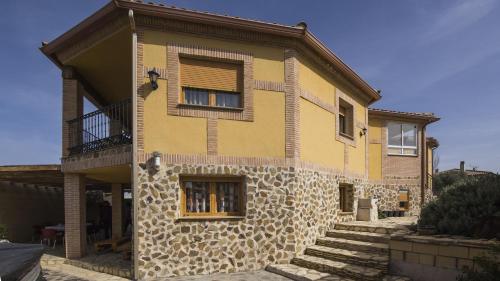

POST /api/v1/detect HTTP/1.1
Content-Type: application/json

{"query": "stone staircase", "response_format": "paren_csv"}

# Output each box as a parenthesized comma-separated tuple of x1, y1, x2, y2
(267, 222, 411, 281)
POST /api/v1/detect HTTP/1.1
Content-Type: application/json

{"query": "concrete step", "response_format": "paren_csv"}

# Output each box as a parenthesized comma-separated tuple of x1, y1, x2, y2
(326, 229, 390, 244)
(334, 222, 401, 235)
(266, 263, 353, 281)
(316, 237, 389, 254)
(292, 255, 384, 281)
(305, 245, 389, 272)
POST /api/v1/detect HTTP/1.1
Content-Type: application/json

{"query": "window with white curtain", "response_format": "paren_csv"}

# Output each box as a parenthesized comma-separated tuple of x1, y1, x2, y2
(388, 122, 418, 155)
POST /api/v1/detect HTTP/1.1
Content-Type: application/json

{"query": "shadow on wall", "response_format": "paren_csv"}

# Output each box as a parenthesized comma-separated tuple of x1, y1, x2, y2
(0, 181, 64, 242)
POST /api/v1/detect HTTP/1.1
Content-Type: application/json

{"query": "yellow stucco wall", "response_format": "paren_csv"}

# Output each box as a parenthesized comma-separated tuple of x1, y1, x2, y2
(348, 96, 367, 175)
(368, 119, 383, 180)
(298, 54, 368, 174)
(143, 79, 208, 155)
(300, 98, 344, 168)
(142, 30, 286, 156)
(298, 57, 335, 104)
(144, 31, 284, 82)
(218, 90, 285, 158)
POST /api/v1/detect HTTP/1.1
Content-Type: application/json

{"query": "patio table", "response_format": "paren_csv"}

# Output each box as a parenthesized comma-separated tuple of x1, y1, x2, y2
(45, 224, 65, 232)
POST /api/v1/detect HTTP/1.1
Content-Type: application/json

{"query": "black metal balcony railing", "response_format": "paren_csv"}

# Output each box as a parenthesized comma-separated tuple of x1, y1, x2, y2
(67, 98, 132, 155)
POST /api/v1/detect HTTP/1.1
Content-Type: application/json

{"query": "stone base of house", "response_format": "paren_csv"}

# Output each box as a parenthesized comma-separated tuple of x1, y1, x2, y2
(136, 163, 424, 279)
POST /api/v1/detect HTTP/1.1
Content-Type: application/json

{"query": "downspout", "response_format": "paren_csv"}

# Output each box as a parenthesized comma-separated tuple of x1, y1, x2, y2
(128, 8, 139, 281)
(420, 124, 428, 208)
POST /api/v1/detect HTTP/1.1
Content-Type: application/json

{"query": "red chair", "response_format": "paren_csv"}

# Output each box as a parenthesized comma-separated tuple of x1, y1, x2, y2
(40, 229, 57, 248)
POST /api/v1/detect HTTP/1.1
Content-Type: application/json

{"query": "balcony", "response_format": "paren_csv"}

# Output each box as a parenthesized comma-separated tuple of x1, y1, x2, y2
(67, 99, 132, 156)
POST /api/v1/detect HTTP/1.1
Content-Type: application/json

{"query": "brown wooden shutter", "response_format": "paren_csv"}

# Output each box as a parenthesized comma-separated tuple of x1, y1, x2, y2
(180, 57, 242, 92)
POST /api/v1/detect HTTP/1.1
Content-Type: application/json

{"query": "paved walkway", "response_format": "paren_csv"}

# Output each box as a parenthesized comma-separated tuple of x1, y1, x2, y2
(163, 270, 292, 281)
(40, 264, 129, 281)
(40, 264, 291, 281)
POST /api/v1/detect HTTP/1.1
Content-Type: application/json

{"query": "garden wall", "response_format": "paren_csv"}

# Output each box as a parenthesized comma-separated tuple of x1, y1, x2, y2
(389, 233, 497, 281)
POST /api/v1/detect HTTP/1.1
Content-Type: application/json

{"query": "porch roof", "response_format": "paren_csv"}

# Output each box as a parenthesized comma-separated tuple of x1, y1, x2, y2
(0, 164, 107, 188)
(368, 108, 440, 124)
(39, 0, 381, 104)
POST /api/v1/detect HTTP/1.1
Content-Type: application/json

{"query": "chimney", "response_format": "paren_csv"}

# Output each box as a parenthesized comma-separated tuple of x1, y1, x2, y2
(460, 161, 465, 173)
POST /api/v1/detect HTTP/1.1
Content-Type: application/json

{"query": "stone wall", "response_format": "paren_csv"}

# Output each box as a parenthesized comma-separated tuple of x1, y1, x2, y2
(293, 169, 365, 254)
(135, 162, 423, 279)
(365, 177, 421, 216)
(136, 164, 298, 279)
(389, 234, 498, 281)
(135, 163, 374, 279)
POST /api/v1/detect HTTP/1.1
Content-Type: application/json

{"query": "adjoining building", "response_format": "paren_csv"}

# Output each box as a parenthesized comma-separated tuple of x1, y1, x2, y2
(39, 1, 439, 279)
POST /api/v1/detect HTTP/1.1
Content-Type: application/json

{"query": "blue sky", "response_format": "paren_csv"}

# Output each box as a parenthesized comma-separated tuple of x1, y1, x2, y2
(0, 0, 499, 172)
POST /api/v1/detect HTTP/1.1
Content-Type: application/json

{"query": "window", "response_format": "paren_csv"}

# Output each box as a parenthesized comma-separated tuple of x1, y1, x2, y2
(182, 87, 242, 108)
(399, 189, 409, 211)
(180, 57, 242, 109)
(338, 99, 354, 138)
(181, 177, 244, 217)
(339, 184, 354, 212)
(388, 122, 417, 155)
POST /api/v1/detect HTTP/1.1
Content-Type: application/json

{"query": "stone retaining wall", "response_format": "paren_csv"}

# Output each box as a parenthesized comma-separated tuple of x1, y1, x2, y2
(389, 234, 498, 281)
(136, 163, 373, 279)
(135, 162, 427, 279)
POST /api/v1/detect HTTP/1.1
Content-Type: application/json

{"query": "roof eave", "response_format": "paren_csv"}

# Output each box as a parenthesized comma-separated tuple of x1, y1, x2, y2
(369, 108, 440, 124)
(303, 31, 381, 103)
(40, 0, 381, 102)
(40, 1, 117, 57)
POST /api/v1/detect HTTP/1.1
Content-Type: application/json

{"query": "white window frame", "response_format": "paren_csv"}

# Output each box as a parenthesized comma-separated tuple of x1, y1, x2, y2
(387, 122, 418, 156)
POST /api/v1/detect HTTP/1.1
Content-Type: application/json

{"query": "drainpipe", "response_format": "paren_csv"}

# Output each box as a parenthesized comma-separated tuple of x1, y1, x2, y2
(420, 124, 428, 208)
(128, 9, 139, 281)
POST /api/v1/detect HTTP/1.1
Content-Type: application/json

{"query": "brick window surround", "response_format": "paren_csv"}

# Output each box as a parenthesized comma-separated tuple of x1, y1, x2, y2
(335, 88, 358, 147)
(166, 43, 254, 121)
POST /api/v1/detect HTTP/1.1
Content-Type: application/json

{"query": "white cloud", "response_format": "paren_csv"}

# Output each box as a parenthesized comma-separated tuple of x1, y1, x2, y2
(422, 0, 496, 43)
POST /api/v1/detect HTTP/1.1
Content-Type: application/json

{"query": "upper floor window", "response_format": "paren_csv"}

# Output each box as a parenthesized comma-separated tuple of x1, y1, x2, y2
(388, 122, 417, 155)
(180, 57, 242, 109)
(338, 99, 354, 138)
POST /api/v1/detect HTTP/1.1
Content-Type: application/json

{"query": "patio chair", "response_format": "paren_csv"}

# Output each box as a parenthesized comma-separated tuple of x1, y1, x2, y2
(40, 229, 57, 248)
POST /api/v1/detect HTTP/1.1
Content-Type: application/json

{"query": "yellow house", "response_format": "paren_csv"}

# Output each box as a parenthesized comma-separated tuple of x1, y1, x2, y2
(40, 1, 439, 279)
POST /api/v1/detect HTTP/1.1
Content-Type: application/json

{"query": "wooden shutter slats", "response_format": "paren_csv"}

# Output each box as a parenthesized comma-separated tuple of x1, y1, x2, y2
(180, 57, 242, 92)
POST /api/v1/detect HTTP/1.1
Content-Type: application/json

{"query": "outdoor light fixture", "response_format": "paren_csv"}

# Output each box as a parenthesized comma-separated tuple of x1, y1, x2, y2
(152, 151, 161, 171)
(148, 68, 160, 90)
(360, 127, 368, 136)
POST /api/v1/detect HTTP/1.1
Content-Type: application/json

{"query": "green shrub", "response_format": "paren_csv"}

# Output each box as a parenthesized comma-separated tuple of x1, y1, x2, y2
(457, 245, 500, 281)
(419, 175, 500, 238)
(0, 224, 7, 239)
(432, 171, 467, 195)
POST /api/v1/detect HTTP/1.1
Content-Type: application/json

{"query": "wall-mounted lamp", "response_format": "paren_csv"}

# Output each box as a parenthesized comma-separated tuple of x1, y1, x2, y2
(152, 151, 161, 171)
(360, 127, 367, 137)
(148, 68, 160, 90)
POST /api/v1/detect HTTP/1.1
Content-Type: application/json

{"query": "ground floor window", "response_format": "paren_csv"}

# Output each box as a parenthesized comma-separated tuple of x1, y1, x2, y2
(399, 189, 409, 211)
(180, 176, 244, 217)
(339, 183, 354, 212)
